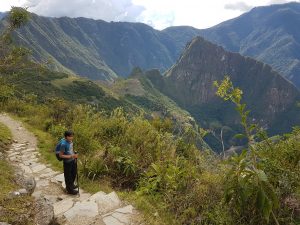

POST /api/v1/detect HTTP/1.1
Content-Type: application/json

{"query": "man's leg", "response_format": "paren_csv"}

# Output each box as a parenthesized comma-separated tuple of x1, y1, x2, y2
(63, 161, 75, 193)
(71, 160, 77, 187)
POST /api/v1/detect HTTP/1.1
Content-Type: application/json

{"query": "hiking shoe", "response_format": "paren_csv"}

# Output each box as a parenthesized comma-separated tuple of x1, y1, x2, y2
(67, 189, 79, 195)
(71, 185, 78, 189)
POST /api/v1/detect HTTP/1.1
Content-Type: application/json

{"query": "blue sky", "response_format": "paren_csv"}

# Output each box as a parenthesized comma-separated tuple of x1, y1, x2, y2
(0, 0, 298, 29)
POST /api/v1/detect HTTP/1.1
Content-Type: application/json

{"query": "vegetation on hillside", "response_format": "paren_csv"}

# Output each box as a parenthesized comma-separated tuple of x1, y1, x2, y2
(0, 7, 299, 225)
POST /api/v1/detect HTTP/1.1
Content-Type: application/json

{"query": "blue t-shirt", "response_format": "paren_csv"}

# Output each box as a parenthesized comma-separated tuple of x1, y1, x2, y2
(59, 138, 75, 163)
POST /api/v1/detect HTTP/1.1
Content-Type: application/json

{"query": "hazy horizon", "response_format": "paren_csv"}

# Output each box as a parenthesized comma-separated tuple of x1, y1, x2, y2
(0, 0, 299, 29)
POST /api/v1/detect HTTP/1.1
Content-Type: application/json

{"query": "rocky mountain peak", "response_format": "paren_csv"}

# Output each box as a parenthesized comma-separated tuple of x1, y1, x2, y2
(148, 37, 300, 141)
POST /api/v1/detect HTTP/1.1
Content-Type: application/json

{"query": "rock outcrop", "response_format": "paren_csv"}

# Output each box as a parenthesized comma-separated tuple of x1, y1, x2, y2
(146, 37, 300, 149)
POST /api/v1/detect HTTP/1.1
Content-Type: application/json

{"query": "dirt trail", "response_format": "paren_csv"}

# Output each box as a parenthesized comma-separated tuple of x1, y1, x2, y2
(0, 114, 141, 225)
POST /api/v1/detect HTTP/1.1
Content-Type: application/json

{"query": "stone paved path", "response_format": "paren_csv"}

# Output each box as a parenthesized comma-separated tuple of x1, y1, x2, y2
(0, 114, 141, 225)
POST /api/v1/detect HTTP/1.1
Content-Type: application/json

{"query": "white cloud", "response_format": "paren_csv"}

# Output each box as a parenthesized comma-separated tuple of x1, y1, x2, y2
(269, 0, 291, 3)
(22, 0, 145, 22)
(0, 0, 27, 12)
(0, 0, 299, 29)
(224, 2, 253, 11)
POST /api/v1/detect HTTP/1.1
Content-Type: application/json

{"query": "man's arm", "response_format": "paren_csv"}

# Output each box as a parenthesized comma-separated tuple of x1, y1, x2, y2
(59, 150, 75, 159)
(59, 145, 78, 159)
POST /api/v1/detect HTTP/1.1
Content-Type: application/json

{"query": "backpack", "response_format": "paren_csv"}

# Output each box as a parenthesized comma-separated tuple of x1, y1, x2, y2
(55, 140, 63, 161)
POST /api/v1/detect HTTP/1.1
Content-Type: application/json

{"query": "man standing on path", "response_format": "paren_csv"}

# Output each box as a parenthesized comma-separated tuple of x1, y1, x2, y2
(59, 131, 79, 195)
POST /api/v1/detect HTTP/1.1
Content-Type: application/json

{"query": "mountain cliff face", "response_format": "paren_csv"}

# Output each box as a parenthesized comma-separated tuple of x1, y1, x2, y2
(147, 37, 300, 149)
(200, 2, 300, 87)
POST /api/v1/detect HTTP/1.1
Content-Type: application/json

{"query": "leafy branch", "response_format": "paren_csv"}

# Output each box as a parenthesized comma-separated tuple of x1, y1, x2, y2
(214, 76, 280, 224)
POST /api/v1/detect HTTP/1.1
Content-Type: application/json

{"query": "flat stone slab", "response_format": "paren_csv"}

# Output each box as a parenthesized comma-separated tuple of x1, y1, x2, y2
(22, 152, 37, 158)
(8, 152, 20, 157)
(96, 192, 121, 214)
(41, 168, 53, 174)
(13, 147, 27, 151)
(21, 148, 36, 153)
(112, 212, 131, 224)
(20, 164, 32, 174)
(54, 173, 65, 183)
(64, 201, 98, 221)
(24, 161, 38, 167)
(103, 205, 134, 225)
(29, 155, 37, 160)
(39, 171, 58, 179)
(36, 179, 49, 188)
(53, 198, 74, 216)
(27, 160, 39, 165)
(77, 192, 92, 202)
(115, 205, 134, 214)
(13, 143, 27, 148)
(102, 216, 124, 225)
(88, 191, 107, 202)
(9, 157, 21, 162)
(31, 164, 47, 173)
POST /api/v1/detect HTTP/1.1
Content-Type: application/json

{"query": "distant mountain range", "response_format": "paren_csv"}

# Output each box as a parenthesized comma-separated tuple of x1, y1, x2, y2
(146, 37, 300, 150)
(0, 14, 181, 81)
(0, 12, 5, 20)
(1, 2, 300, 87)
(162, 2, 300, 88)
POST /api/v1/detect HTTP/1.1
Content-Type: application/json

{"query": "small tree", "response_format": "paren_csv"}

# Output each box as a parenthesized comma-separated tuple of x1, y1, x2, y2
(8, 7, 30, 30)
(214, 76, 280, 224)
(0, 7, 31, 76)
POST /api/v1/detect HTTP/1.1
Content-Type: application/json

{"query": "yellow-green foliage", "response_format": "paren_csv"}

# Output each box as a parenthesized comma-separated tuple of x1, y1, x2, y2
(4, 86, 300, 224)
(2, 96, 227, 224)
(0, 122, 12, 149)
(215, 77, 300, 225)
(258, 127, 300, 198)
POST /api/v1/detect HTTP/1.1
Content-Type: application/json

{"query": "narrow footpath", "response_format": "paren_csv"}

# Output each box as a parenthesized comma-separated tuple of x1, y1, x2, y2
(0, 114, 141, 225)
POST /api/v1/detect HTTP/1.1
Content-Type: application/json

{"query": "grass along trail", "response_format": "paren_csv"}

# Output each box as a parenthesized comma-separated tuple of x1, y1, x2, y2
(0, 113, 141, 225)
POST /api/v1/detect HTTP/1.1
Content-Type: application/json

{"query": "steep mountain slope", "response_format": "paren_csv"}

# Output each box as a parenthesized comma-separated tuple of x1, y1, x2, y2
(0, 15, 118, 81)
(200, 2, 300, 87)
(2, 3, 300, 85)
(0, 13, 179, 79)
(0, 12, 6, 20)
(2, 67, 130, 111)
(107, 68, 196, 124)
(147, 37, 300, 149)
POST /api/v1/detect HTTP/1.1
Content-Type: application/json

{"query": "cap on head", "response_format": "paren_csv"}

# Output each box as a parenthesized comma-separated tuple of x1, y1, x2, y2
(64, 130, 74, 138)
